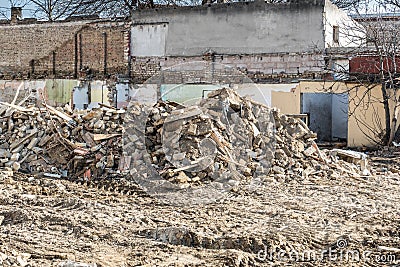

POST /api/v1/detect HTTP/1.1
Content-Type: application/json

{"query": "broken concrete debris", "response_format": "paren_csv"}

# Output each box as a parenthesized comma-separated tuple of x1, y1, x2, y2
(0, 102, 124, 180)
(0, 88, 370, 188)
(58, 261, 97, 267)
(126, 90, 276, 185)
(0, 250, 31, 267)
(126, 88, 370, 186)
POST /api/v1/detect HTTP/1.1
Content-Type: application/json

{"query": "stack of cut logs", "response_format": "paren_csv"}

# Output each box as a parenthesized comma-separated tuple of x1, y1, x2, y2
(0, 88, 368, 186)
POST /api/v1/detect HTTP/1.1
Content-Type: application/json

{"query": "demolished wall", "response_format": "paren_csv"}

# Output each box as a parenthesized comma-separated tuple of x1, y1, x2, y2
(0, 79, 392, 147)
(0, 0, 358, 82)
(0, 19, 129, 80)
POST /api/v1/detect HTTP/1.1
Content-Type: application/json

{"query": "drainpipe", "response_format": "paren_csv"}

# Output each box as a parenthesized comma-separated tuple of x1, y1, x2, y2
(79, 34, 83, 71)
(30, 59, 35, 76)
(127, 31, 132, 78)
(74, 33, 78, 78)
(52, 51, 56, 76)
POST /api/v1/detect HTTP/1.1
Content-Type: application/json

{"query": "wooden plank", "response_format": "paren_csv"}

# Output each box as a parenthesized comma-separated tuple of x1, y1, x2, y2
(93, 133, 121, 141)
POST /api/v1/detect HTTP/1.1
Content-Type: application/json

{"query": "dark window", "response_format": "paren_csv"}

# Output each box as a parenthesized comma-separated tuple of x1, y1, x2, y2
(333, 26, 339, 43)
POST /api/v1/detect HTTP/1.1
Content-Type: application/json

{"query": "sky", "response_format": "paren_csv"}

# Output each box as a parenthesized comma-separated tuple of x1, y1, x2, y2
(0, 0, 393, 20)
(0, 0, 34, 19)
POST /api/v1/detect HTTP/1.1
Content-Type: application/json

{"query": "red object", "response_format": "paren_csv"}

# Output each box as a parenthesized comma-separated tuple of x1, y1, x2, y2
(350, 56, 400, 74)
(84, 169, 91, 180)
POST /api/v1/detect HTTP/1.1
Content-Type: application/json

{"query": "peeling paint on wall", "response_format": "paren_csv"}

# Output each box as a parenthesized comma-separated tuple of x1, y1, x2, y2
(45, 79, 77, 105)
(89, 81, 110, 109)
(160, 84, 227, 105)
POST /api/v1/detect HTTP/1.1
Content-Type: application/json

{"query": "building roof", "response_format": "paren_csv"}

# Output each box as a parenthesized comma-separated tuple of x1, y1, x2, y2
(351, 12, 400, 21)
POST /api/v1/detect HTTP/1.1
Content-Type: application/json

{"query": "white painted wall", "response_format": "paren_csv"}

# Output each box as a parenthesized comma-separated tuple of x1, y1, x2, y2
(131, 23, 168, 57)
(130, 84, 158, 104)
(324, 0, 365, 48)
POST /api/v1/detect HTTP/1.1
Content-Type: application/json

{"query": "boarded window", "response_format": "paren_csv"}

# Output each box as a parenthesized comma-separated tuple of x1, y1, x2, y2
(333, 25, 339, 43)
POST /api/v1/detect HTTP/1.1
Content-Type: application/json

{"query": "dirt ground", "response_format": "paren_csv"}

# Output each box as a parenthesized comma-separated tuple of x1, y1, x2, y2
(0, 156, 399, 267)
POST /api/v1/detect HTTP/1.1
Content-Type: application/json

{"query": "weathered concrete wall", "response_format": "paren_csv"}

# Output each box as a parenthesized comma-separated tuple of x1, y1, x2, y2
(0, 1, 361, 82)
(133, 0, 326, 56)
(131, 23, 168, 56)
(0, 19, 129, 80)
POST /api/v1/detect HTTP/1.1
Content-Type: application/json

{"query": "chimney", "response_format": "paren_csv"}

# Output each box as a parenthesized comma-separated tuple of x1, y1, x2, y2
(11, 7, 22, 24)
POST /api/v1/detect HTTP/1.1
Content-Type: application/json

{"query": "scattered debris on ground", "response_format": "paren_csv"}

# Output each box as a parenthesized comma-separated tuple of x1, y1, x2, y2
(0, 88, 399, 266)
(0, 162, 399, 266)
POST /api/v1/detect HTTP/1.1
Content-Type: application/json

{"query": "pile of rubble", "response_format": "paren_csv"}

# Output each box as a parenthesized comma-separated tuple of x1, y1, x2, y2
(0, 101, 125, 180)
(126, 88, 369, 186)
(0, 88, 369, 187)
(0, 249, 31, 267)
(128, 88, 276, 184)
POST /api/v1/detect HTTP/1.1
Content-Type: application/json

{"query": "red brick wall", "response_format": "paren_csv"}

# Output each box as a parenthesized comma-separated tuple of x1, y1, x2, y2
(0, 20, 129, 79)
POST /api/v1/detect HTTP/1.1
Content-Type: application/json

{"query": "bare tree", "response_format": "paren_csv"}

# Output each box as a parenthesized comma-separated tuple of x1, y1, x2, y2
(19, 0, 385, 21)
(331, 12, 400, 145)
(0, 8, 8, 19)
(27, 0, 91, 21)
(26, 0, 202, 19)
(0, 0, 29, 20)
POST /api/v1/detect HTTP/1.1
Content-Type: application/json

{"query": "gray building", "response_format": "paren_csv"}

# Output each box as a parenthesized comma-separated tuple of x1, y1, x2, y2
(130, 0, 363, 82)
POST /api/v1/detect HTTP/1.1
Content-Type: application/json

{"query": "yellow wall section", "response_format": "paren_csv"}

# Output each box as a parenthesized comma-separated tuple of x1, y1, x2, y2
(271, 90, 300, 114)
(270, 81, 394, 147)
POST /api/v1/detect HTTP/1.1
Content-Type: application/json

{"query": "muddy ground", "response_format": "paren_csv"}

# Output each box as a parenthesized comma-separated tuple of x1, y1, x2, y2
(0, 156, 399, 267)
